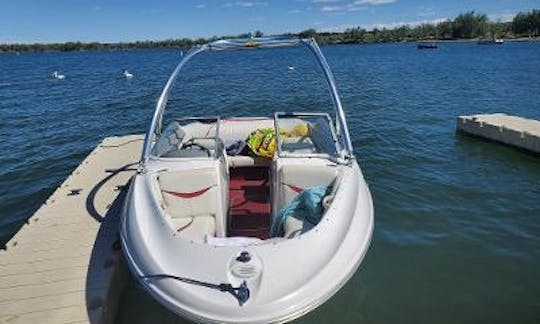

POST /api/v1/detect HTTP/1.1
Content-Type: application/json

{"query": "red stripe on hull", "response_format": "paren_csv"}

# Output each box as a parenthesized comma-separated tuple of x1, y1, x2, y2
(284, 183, 304, 193)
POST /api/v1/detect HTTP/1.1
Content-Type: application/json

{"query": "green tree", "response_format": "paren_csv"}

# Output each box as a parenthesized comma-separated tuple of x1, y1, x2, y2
(513, 10, 540, 36)
(452, 11, 488, 38)
(298, 28, 317, 39)
(436, 20, 453, 39)
(343, 27, 366, 43)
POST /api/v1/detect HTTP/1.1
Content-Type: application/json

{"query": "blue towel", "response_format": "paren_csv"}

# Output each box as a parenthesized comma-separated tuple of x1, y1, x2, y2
(270, 186, 328, 237)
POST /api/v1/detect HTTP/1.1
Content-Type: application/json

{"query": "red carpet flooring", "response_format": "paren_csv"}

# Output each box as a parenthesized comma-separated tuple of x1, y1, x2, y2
(228, 167, 271, 239)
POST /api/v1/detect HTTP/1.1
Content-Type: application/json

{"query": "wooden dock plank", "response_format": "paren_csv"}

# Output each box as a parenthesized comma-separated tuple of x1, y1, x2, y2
(0, 266, 114, 289)
(0, 135, 143, 324)
(0, 305, 89, 323)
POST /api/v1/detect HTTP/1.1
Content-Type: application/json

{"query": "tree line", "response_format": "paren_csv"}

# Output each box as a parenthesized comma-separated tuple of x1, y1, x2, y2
(303, 9, 540, 44)
(1, 10, 538, 53)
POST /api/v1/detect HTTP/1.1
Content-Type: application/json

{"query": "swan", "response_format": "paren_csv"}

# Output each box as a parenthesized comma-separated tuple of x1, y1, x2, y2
(123, 70, 133, 79)
(52, 71, 65, 80)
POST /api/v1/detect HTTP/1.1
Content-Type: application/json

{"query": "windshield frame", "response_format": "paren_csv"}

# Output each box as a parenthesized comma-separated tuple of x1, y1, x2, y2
(139, 37, 354, 171)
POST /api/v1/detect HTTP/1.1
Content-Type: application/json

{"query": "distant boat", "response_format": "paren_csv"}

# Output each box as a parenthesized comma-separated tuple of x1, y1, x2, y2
(52, 71, 65, 80)
(417, 41, 438, 49)
(478, 38, 504, 45)
(123, 70, 133, 79)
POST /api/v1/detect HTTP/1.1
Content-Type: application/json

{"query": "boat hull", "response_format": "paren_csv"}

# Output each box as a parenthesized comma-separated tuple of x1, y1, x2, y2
(120, 161, 373, 323)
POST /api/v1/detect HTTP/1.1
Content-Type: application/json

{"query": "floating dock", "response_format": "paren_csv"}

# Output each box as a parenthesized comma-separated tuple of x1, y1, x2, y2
(0, 135, 143, 324)
(457, 113, 540, 153)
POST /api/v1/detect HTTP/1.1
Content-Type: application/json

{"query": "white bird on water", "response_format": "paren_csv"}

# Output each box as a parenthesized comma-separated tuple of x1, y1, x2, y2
(123, 69, 134, 79)
(52, 71, 65, 80)
(287, 66, 295, 71)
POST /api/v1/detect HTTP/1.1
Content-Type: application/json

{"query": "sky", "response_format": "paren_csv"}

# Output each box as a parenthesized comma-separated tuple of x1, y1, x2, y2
(0, 0, 538, 43)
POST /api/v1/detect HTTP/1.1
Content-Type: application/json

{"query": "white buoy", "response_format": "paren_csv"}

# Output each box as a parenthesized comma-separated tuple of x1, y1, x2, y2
(52, 71, 65, 80)
(123, 70, 133, 79)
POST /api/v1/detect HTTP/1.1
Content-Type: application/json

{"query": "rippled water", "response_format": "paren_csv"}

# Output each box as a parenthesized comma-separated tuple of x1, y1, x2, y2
(1, 42, 539, 323)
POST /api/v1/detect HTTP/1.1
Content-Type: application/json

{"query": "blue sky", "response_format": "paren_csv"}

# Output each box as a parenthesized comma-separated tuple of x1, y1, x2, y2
(0, 0, 537, 43)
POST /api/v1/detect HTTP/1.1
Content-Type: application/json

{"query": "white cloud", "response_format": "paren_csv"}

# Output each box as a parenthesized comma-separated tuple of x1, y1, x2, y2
(249, 16, 266, 22)
(319, 0, 394, 13)
(319, 17, 447, 32)
(223, 1, 268, 8)
(417, 6, 435, 17)
(354, 0, 395, 5)
(348, 5, 367, 11)
(195, 4, 206, 9)
(488, 12, 515, 22)
(321, 4, 365, 12)
(369, 18, 447, 29)
(311, 0, 342, 3)
(319, 23, 358, 32)
(321, 6, 343, 12)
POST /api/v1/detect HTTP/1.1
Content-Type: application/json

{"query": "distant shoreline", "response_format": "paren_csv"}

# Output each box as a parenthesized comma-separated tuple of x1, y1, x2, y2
(1, 36, 539, 54)
(430, 37, 540, 43)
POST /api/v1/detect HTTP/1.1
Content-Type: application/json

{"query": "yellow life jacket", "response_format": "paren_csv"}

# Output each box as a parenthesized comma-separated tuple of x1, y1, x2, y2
(246, 124, 309, 159)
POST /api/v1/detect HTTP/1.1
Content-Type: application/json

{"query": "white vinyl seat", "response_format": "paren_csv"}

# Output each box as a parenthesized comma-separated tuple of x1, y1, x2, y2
(277, 162, 339, 238)
(279, 164, 338, 207)
(227, 155, 272, 168)
(157, 168, 219, 241)
(219, 118, 274, 148)
(280, 137, 318, 155)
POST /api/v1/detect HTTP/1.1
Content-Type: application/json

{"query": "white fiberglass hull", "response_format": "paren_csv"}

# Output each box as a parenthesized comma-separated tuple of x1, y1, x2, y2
(120, 161, 373, 323)
(121, 37, 373, 323)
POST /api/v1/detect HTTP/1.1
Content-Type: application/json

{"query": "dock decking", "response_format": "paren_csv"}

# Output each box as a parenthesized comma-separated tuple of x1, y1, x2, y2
(0, 135, 143, 324)
(457, 113, 540, 153)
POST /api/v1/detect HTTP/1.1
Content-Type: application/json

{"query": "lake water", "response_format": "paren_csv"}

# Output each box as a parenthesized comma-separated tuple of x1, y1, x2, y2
(1, 42, 539, 323)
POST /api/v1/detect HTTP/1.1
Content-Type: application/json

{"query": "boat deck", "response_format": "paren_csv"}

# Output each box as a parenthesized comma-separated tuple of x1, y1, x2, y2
(228, 167, 271, 239)
(0, 135, 143, 324)
(457, 113, 540, 153)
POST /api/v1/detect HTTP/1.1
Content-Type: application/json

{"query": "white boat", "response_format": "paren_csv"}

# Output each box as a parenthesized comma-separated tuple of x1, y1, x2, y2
(120, 37, 374, 323)
(478, 38, 504, 45)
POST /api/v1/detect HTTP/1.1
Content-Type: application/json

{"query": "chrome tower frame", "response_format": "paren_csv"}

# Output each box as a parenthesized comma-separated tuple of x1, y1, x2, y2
(140, 37, 354, 170)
